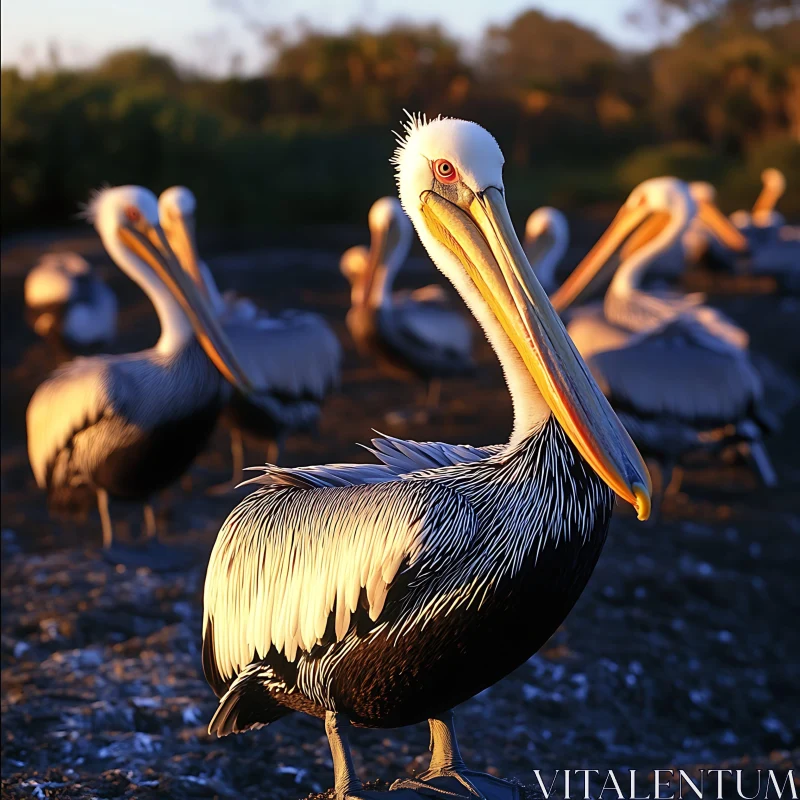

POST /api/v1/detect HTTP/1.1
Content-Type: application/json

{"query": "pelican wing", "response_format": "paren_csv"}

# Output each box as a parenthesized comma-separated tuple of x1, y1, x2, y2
(367, 434, 503, 472)
(224, 311, 341, 400)
(392, 298, 473, 360)
(202, 478, 477, 687)
(588, 319, 763, 426)
(26, 357, 113, 487)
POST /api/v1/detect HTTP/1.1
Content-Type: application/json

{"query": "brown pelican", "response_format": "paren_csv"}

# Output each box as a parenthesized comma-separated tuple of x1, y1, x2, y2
(202, 115, 651, 800)
(158, 186, 342, 488)
(550, 177, 778, 515)
(340, 196, 474, 422)
(27, 186, 256, 567)
(24, 252, 118, 352)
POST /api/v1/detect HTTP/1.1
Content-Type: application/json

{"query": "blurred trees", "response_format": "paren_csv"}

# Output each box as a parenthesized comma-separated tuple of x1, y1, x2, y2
(2, 7, 798, 233)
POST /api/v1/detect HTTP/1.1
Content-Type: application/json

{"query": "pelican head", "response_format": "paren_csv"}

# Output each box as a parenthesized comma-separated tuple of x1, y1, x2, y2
(762, 167, 786, 194)
(684, 180, 748, 253)
(552, 177, 694, 312)
(90, 185, 254, 392)
(394, 114, 651, 519)
(158, 186, 204, 292)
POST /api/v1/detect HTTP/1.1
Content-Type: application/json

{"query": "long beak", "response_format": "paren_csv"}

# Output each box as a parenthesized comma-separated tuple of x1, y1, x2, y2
(118, 222, 258, 392)
(549, 203, 651, 314)
(421, 187, 652, 520)
(697, 201, 748, 252)
(162, 213, 206, 297)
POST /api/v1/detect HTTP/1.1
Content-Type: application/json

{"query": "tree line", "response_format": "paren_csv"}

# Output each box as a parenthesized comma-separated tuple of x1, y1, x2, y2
(2, 0, 798, 232)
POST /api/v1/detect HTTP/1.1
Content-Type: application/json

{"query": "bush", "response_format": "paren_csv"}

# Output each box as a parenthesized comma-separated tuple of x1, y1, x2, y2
(615, 141, 731, 193)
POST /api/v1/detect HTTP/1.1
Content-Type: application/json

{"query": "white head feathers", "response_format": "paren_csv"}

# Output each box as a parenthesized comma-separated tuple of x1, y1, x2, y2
(159, 185, 197, 219)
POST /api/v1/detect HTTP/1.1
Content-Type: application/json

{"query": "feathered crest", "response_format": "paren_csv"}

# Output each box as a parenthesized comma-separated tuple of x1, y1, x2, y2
(390, 110, 446, 173)
(76, 184, 112, 223)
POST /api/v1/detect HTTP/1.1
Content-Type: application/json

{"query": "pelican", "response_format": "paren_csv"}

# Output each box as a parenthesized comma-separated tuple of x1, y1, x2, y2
(202, 115, 651, 800)
(730, 168, 788, 237)
(24, 252, 118, 352)
(523, 207, 569, 295)
(549, 178, 778, 514)
(689, 179, 799, 292)
(27, 186, 256, 566)
(340, 196, 474, 421)
(158, 186, 342, 488)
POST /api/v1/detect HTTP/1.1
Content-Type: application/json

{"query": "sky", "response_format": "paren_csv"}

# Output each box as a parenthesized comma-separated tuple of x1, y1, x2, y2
(1, 0, 676, 75)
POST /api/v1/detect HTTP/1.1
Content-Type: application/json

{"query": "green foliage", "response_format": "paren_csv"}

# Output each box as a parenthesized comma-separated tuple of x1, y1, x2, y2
(1, 9, 798, 233)
(616, 141, 730, 191)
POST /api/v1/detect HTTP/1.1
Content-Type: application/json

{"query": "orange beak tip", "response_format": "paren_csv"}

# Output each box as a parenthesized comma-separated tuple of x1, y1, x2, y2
(633, 482, 652, 522)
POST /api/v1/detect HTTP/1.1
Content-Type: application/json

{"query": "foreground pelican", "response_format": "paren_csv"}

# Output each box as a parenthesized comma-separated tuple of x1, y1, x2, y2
(550, 178, 777, 513)
(27, 186, 255, 565)
(158, 186, 341, 487)
(341, 196, 473, 420)
(203, 116, 651, 800)
(24, 252, 118, 352)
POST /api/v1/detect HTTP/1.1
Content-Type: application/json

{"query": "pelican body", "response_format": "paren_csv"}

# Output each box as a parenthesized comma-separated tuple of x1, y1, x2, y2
(27, 187, 256, 557)
(203, 116, 651, 799)
(341, 197, 473, 414)
(158, 187, 342, 484)
(549, 178, 778, 508)
(24, 252, 118, 352)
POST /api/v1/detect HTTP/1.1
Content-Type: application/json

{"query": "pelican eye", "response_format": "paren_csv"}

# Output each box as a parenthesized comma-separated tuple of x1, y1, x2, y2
(125, 206, 141, 223)
(433, 158, 458, 185)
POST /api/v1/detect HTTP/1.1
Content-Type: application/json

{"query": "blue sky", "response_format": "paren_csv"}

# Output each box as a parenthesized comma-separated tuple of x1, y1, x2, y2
(1, 0, 675, 75)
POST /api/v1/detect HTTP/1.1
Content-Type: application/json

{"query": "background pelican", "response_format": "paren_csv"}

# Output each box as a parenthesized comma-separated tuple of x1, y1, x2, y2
(550, 178, 779, 516)
(158, 186, 342, 489)
(340, 195, 474, 423)
(523, 206, 569, 295)
(730, 168, 788, 236)
(24, 251, 117, 352)
(27, 186, 256, 567)
(689, 180, 799, 292)
(202, 115, 651, 800)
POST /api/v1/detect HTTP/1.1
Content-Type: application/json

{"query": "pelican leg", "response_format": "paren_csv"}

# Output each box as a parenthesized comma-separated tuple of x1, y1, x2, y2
(426, 378, 442, 411)
(741, 442, 777, 488)
(143, 504, 157, 541)
(207, 428, 246, 495)
(392, 710, 518, 799)
(230, 427, 245, 484)
(325, 712, 363, 800)
(664, 465, 684, 498)
(97, 489, 114, 550)
(266, 437, 281, 466)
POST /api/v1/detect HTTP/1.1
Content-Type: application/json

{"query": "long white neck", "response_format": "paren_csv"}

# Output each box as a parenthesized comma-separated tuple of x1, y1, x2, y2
(104, 236, 193, 355)
(415, 229, 551, 445)
(605, 202, 689, 330)
(370, 225, 412, 310)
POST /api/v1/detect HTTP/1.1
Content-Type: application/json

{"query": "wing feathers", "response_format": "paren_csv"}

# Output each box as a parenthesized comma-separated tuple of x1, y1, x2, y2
(203, 479, 475, 682)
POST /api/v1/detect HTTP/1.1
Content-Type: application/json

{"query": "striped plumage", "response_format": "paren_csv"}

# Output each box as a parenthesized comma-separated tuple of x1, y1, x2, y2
(24, 252, 117, 352)
(202, 114, 652, 799)
(158, 187, 341, 484)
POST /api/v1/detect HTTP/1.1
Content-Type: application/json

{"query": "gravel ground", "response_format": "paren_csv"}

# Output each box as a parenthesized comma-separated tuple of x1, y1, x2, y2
(2, 229, 798, 799)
